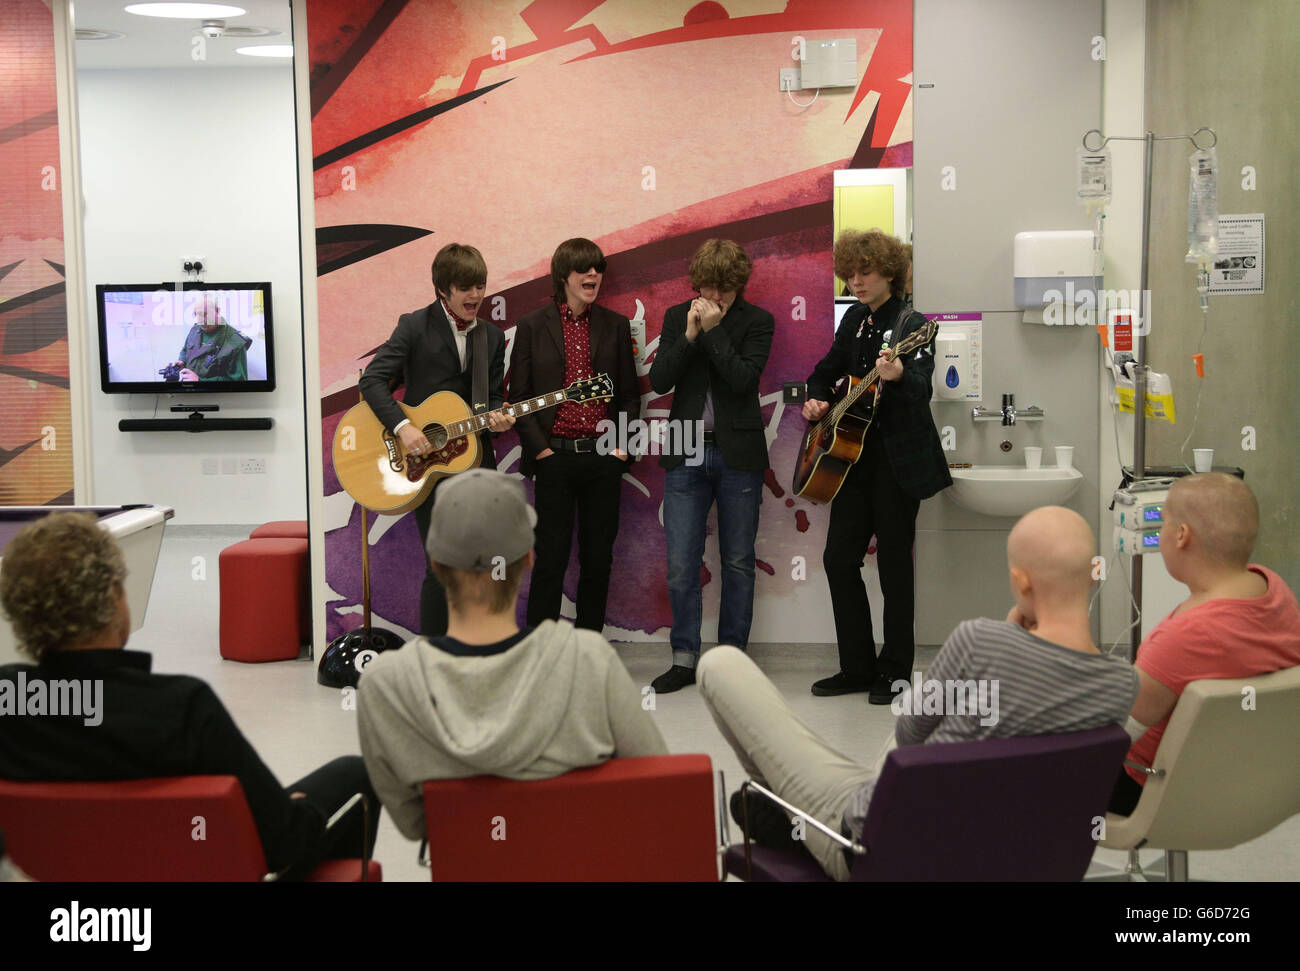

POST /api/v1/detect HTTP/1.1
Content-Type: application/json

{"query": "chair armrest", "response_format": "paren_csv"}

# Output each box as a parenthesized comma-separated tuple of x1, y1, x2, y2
(737, 781, 867, 881)
(263, 792, 373, 882)
(1122, 759, 1167, 778)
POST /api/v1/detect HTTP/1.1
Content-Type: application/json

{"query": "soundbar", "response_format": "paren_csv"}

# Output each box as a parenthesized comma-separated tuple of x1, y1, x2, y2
(119, 417, 274, 433)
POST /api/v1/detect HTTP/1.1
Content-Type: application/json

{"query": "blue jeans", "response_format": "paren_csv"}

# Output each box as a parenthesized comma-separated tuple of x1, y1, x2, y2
(663, 443, 764, 668)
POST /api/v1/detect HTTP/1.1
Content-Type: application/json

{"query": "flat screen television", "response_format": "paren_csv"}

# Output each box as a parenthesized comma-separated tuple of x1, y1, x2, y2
(96, 282, 276, 393)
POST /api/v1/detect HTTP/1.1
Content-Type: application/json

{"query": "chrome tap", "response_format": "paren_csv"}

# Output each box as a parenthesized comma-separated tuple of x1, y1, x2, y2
(972, 394, 1044, 426)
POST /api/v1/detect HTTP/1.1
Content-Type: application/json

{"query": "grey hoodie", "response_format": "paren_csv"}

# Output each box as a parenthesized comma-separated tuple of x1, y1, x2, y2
(356, 619, 668, 839)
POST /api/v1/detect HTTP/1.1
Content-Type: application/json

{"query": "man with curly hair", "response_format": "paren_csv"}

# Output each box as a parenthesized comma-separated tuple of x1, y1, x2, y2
(803, 230, 951, 703)
(0, 513, 377, 879)
(647, 239, 774, 692)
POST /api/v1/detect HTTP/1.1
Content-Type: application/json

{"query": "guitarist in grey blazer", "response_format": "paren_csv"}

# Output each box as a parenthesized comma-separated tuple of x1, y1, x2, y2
(358, 243, 514, 636)
(803, 231, 950, 704)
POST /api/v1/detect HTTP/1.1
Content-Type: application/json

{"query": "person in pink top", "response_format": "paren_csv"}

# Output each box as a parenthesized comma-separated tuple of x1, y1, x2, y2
(1110, 472, 1300, 814)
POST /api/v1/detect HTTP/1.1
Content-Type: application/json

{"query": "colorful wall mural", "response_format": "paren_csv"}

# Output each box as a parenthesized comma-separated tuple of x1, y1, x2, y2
(307, 0, 913, 642)
(0, 1, 72, 506)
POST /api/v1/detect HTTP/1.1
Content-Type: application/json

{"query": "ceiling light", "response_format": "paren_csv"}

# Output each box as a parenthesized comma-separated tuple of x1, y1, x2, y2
(236, 45, 293, 58)
(124, 4, 247, 18)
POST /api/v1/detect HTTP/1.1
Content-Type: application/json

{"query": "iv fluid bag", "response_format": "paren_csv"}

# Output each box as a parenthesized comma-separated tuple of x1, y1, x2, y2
(1186, 147, 1218, 264)
(1077, 147, 1112, 205)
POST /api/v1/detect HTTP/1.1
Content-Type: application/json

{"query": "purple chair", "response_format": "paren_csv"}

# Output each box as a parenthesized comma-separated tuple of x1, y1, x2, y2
(724, 725, 1130, 882)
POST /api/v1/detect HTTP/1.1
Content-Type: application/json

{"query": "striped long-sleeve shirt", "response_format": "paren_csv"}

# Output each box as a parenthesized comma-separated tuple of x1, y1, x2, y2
(843, 618, 1138, 839)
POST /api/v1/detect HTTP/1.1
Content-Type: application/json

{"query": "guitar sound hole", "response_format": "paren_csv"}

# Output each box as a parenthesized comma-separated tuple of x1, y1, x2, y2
(425, 425, 448, 449)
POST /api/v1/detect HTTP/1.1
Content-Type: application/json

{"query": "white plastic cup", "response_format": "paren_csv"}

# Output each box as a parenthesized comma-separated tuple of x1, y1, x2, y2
(1193, 448, 1214, 473)
(1024, 446, 1042, 470)
(1055, 445, 1074, 471)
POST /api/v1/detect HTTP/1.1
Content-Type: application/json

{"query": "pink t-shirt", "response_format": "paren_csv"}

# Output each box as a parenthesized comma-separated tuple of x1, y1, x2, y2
(1127, 564, 1300, 783)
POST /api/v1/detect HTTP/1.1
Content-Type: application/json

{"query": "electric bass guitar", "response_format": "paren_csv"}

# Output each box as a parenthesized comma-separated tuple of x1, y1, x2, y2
(791, 318, 938, 504)
(333, 374, 614, 515)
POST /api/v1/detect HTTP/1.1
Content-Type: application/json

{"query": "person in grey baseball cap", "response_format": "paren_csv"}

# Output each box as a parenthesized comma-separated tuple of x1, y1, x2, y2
(357, 469, 668, 843)
(424, 468, 537, 573)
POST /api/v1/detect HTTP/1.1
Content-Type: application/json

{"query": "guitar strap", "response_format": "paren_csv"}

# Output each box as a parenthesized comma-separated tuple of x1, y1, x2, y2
(470, 321, 489, 417)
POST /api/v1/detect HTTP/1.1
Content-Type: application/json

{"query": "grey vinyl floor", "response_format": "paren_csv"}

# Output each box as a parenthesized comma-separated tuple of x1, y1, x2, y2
(125, 527, 1300, 883)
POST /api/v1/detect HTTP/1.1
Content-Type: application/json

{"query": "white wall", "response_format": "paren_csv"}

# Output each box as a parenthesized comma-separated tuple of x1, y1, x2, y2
(77, 66, 306, 524)
(1099, 0, 1146, 647)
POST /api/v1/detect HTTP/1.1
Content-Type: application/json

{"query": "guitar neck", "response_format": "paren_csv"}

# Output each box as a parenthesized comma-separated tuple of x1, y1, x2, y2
(441, 388, 574, 439)
(829, 353, 890, 425)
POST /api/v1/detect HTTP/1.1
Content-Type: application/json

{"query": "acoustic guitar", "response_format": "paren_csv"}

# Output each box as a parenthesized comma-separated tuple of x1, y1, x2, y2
(333, 374, 614, 515)
(791, 318, 938, 504)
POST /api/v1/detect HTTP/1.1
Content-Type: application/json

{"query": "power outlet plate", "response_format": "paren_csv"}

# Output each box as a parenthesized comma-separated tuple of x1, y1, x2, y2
(221, 457, 237, 475)
(181, 254, 207, 275)
(779, 68, 799, 91)
(201, 457, 218, 475)
(241, 458, 266, 474)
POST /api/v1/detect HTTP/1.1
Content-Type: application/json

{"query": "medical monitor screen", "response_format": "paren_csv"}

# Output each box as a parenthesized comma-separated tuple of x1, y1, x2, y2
(96, 282, 276, 393)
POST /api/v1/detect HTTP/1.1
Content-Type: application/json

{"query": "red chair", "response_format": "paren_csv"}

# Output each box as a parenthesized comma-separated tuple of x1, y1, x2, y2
(249, 521, 309, 540)
(0, 776, 380, 882)
(421, 755, 720, 881)
(219, 537, 310, 661)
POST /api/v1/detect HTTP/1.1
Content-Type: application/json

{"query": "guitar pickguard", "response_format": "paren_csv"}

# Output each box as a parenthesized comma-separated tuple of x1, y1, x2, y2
(404, 436, 469, 482)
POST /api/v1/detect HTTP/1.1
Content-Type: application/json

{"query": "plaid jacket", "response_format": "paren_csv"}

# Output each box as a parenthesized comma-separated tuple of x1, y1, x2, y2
(806, 298, 952, 500)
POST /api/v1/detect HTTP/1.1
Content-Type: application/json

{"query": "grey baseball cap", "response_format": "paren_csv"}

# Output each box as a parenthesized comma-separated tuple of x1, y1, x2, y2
(424, 469, 538, 570)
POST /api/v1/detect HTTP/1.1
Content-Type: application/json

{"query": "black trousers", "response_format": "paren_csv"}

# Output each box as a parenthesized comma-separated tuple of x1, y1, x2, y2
(1108, 767, 1144, 817)
(414, 482, 449, 638)
(281, 755, 381, 880)
(822, 430, 920, 680)
(527, 449, 626, 631)
(413, 438, 497, 637)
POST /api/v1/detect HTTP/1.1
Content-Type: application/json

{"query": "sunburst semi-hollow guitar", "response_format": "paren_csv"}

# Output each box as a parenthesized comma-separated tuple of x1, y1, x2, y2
(333, 374, 614, 515)
(792, 318, 938, 504)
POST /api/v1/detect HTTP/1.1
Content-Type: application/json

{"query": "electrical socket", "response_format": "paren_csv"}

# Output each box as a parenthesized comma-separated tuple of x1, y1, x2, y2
(221, 457, 237, 475)
(241, 458, 266, 474)
(201, 457, 218, 475)
(181, 254, 207, 275)
(779, 69, 799, 92)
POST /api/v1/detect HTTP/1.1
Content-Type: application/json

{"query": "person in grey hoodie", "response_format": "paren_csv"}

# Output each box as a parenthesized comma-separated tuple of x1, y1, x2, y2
(356, 468, 668, 841)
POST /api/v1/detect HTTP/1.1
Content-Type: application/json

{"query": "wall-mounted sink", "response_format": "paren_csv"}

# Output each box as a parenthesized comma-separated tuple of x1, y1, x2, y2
(945, 465, 1083, 518)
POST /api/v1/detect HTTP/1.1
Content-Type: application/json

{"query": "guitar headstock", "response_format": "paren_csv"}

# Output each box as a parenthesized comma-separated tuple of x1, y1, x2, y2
(566, 373, 614, 402)
(896, 316, 938, 355)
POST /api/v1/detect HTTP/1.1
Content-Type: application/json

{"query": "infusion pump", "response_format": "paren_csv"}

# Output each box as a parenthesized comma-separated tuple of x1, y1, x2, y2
(1112, 479, 1173, 555)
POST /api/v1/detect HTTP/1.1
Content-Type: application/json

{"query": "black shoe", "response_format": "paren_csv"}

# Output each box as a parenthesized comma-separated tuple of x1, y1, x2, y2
(869, 672, 907, 705)
(729, 789, 810, 855)
(810, 671, 872, 697)
(651, 664, 696, 694)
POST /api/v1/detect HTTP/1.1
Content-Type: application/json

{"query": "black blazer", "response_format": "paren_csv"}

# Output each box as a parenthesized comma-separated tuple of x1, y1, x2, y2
(806, 297, 952, 500)
(509, 301, 640, 478)
(649, 296, 774, 472)
(358, 303, 506, 469)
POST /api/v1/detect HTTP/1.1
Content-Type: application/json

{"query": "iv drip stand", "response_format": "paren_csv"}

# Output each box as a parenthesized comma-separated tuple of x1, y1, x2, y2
(1080, 126, 1217, 662)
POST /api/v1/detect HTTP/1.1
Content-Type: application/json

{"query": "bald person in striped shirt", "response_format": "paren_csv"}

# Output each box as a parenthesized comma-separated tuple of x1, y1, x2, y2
(699, 506, 1138, 881)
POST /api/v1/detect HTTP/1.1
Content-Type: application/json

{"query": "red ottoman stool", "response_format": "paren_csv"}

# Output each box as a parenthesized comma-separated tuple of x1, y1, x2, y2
(249, 520, 309, 540)
(220, 538, 310, 662)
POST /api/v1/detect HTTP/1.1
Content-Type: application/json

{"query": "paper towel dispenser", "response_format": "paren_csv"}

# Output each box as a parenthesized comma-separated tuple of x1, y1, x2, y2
(1014, 230, 1100, 323)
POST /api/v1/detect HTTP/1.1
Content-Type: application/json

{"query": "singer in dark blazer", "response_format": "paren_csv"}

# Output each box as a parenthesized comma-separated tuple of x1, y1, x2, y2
(509, 238, 639, 631)
(646, 239, 774, 693)
(804, 230, 950, 704)
(358, 243, 511, 636)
